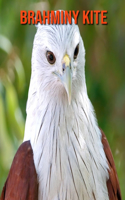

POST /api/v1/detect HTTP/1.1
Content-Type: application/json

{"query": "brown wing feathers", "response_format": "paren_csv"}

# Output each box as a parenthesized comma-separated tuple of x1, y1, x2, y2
(0, 141, 38, 200)
(0, 132, 122, 200)
(101, 130, 122, 200)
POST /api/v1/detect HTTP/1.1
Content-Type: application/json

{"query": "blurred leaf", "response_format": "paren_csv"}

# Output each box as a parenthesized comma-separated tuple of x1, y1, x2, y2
(5, 81, 24, 140)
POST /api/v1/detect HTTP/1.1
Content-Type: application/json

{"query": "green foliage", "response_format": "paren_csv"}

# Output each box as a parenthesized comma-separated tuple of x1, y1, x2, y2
(0, 0, 125, 198)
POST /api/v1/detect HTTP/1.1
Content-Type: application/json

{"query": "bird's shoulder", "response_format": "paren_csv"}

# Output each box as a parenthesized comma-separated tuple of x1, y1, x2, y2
(101, 129, 122, 200)
(0, 141, 38, 200)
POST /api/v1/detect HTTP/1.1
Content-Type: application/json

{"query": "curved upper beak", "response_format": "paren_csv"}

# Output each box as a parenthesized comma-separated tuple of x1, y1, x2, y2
(53, 54, 72, 105)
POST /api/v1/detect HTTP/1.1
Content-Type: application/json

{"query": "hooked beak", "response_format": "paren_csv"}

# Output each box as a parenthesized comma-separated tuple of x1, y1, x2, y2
(53, 54, 72, 105)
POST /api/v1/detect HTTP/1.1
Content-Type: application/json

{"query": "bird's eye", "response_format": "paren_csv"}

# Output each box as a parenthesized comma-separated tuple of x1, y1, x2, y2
(74, 44, 79, 60)
(46, 51, 56, 64)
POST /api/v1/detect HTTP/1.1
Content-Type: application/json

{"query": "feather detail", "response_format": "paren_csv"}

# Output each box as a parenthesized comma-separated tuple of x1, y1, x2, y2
(101, 129, 122, 200)
(0, 141, 38, 200)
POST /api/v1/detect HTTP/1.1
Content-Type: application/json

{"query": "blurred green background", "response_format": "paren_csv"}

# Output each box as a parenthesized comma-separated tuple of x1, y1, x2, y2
(0, 0, 125, 198)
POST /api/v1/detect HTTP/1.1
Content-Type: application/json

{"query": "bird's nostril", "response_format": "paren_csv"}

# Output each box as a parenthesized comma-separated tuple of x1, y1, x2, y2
(62, 63, 66, 72)
(70, 62, 71, 69)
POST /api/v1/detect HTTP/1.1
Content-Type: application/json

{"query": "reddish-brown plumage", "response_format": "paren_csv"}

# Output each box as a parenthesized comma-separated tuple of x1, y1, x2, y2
(0, 141, 38, 200)
(0, 131, 122, 200)
(101, 130, 122, 200)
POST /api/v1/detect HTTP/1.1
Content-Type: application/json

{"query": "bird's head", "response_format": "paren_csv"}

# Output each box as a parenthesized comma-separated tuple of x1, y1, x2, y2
(31, 11, 86, 105)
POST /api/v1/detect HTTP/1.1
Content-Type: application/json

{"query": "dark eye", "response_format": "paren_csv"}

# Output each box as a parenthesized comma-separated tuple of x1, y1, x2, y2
(74, 44, 79, 59)
(46, 51, 56, 64)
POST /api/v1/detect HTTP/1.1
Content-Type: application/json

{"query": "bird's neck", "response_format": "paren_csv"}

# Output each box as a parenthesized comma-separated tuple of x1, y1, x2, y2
(24, 90, 109, 200)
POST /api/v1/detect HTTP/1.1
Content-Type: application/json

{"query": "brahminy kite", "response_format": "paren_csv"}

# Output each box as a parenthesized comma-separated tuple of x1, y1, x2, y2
(0, 11, 122, 200)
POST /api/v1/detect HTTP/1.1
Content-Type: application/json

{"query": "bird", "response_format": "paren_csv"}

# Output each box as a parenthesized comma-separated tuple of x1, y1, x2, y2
(0, 11, 122, 200)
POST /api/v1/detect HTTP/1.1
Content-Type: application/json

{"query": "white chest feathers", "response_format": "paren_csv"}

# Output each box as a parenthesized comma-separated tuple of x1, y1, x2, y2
(24, 95, 109, 200)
